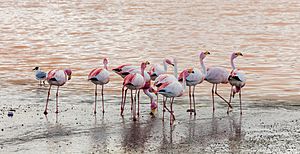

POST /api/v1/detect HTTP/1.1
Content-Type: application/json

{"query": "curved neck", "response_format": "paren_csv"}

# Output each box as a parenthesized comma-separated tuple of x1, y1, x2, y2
(104, 63, 108, 70)
(141, 66, 145, 77)
(231, 56, 236, 70)
(200, 58, 207, 75)
(174, 60, 178, 79)
(143, 89, 153, 101)
(163, 60, 167, 72)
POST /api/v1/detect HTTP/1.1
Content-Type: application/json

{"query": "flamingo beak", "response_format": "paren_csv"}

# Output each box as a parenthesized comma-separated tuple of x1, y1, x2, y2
(187, 68, 193, 73)
(204, 51, 210, 55)
(145, 61, 150, 65)
(238, 52, 243, 56)
(68, 75, 72, 80)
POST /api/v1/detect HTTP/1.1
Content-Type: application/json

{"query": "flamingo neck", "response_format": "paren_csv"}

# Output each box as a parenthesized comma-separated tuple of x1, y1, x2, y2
(163, 60, 167, 72)
(174, 60, 178, 79)
(143, 89, 153, 101)
(231, 56, 236, 70)
(141, 67, 145, 78)
(104, 63, 108, 70)
(200, 58, 207, 75)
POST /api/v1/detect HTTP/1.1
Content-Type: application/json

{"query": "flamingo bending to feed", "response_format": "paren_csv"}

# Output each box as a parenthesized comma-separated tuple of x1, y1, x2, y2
(88, 58, 110, 114)
(228, 52, 246, 114)
(44, 69, 72, 115)
(149, 58, 174, 80)
(33, 67, 47, 86)
(204, 52, 233, 112)
(178, 51, 209, 115)
(157, 69, 191, 125)
(122, 61, 150, 121)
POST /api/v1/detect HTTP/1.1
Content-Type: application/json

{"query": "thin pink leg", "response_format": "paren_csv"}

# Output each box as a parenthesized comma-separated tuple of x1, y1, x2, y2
(212, 84, 215, 112)
(187, 86, 192, 113)
(44, 85, 52, 115)
(192, 86, 196, 115)
(101, 85, 104, 114)
(120, 86, 124, 114)
(162, 97, 166, 121)
(133, 90, 137, 121)
(94, 85, 97, 114)
(137, 89, 140, 116)
(239, 89, 242, 115)
(227, 86, 233, 114)
(215, 84, 232, 108)
(55, 86, 59, 113)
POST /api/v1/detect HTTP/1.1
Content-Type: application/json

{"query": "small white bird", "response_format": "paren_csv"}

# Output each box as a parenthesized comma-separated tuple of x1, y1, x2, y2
(33, 67, 47, 86)
(88, 58, 110, 114)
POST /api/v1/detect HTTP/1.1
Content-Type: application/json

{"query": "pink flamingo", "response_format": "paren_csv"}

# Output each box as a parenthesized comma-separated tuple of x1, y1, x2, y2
(157, 69, 191, 125)
(88, 58, 110, 114)
(122, 61, 150, 121)
(44, 69, 72, 115)
(228, 52, 246, 114)
(178, 51, 209, 115)
(112, 64, 136, 78)
(149, 58, 174, 80)
(204, 52, 233, 112)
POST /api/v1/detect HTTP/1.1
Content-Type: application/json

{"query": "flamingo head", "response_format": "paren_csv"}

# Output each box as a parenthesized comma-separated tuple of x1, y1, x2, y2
(150, 100, 158, 115)
(103, 58, 109, 69)
(199, 51, 210, 60)
(33, 66, 39, 71)
(64, 69, 72, 80)
(141, 61, 150, 70)
(232, 52, 243, 59)
(165, 58, 174, 66)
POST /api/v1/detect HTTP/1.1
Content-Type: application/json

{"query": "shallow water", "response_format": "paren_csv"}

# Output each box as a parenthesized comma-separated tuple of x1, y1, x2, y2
(1, 0, 300, 153)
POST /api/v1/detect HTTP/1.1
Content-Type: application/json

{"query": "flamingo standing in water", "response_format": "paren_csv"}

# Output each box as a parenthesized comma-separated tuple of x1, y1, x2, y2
(149, 58, 174, 80)
(228, 52, 246, 114)
(178, 51, 209, 115)
(157, 69, 191, 125)
(44, 69, 72, 115)
(33, 67, 47, 86)
(204, 52, 233, 112)
(88, 58, 110, 114)
(122, 61, 150, 121)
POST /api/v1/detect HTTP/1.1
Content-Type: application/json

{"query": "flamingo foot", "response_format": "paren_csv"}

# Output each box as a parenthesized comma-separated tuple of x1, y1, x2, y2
(55, 111, 58, 114)
(102, 110, 105, 114)
(94, 111, 97, 114)
(133, 117, 137, 121)
(186, 109, 195, 112)
(43, 111, 48, 115)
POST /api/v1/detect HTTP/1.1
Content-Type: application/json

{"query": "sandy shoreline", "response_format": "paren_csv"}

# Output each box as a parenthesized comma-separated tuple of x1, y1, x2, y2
(1, 99, 299, 153)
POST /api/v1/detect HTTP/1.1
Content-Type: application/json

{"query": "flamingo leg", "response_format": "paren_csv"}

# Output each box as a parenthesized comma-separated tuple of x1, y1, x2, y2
(212, 84, 215, 112)
(214, 84, 232, 108)
(39, 80, 42, 86)
(44, 85, 52, 115)
(137, 89, 140, 116)
(133, 90, 137, 121)
(43, 80, 45, 86)
(192, 86, 196, 115)
(101, 85, 104, 114)
(120, 86, 124, 114)
(170, 97, 175, 125)
(55, 86, 59, 113)
(162, 96, 166, 121)
(94, 84, 97, 114)
(239, 89, 242, 115)
(227, 86, 233, 114)
(187, 86, 192, 113)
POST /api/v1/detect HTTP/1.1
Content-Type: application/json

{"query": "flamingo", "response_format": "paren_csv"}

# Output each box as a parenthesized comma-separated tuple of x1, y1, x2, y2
(88, 58, 110, 114)
(122, 61, 150, 121)
(157, 69, 191, 125)
(153, 58, 178, 110)
(178, 51, 209, 115)
(33, 67, 47, 86)
(143, 87, 158, 116)
(112, 64, 136, 78)
(228, 52, 246, 114)
(44, 69, 72, 115)
(204, 52, 233, 112)
(149, 58, 174, 80)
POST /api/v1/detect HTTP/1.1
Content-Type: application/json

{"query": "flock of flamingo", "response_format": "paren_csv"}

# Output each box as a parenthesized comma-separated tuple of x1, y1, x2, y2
(33, 51, 246, 125)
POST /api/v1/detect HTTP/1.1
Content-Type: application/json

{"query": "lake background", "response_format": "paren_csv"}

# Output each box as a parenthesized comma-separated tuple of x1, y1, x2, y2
(1, 0, 300, 153)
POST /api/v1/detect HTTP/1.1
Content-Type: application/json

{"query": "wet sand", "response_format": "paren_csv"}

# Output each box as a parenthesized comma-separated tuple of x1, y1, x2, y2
(1, 96, 299, 153)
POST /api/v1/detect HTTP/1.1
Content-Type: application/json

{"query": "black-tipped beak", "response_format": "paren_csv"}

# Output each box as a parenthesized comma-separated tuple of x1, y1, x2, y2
(68, 75, 71, 80)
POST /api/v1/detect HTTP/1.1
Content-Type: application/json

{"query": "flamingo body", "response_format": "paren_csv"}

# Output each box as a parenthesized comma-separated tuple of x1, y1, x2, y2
(205, 67, 229, 84)
(88, 68, 110, 85)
